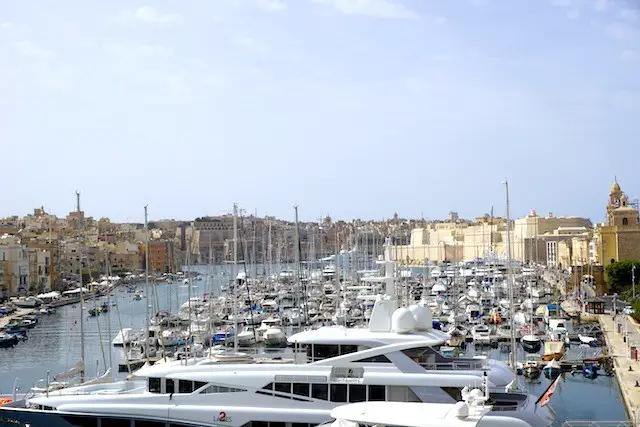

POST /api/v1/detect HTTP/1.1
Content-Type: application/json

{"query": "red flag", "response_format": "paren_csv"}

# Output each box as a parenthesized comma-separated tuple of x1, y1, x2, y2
(536, 375, 561, 407)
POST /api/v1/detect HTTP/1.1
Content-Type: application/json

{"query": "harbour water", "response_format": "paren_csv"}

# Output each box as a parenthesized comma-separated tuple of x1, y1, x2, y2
(0, 264, 629, 425)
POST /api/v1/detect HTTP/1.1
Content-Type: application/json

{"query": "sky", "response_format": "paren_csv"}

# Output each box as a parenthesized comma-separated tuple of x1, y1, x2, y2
(1, 0, 639, 224)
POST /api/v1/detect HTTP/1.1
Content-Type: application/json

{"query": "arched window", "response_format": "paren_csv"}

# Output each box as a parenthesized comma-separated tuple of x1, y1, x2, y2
(623, 218, 629, 226)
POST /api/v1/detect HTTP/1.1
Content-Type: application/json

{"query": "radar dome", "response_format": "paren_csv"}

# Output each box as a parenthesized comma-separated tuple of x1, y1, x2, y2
(450, 401, 469, 419)
(391, 308, 416, 334)
(408, 305, 432, 331)
(469, 389, 484, 399)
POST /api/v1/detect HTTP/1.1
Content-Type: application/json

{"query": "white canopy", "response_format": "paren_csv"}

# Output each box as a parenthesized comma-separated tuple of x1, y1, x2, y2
(36, 291, 61, 299)
(62, 287, 89, 295)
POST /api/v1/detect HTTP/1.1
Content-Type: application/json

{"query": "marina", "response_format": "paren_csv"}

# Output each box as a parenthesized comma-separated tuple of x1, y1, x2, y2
(0, 255, 632, 426)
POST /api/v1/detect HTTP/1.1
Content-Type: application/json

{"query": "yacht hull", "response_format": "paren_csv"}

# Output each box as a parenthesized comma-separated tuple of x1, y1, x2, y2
(521, 337, 542, 353)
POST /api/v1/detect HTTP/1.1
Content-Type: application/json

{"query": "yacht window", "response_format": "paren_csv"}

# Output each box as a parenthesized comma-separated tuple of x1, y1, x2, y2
(348, 384, 366, 403)
(293, 424, 310, 427)
(330, 384, 347, 402)
(165, 379, 175, 394)
(388, 386, 420, 402)
(355, 355, 391, 363)
(368, 385, 385, 401)
(253, 422, 269, 427)
(274, 382, 291, 394)
(312, 383, 329, 400)
(293, 383, 310, 397)
(262, 382, 274, 391)
(135, 421, 166, 427)
(271, 423, 285, 427)
(194, 381, 208, 391)
(60, 416, 97, 427)
(313, 344, 339, 360)
(178, 380, 194, 394)
(203, 385, 246, 393)
(441, 387, 462, 401)
(340, 345, 358, 355)
(148, 378, 161, 393)
(101, 418, 131, 427)
(401, 347, 436, 365)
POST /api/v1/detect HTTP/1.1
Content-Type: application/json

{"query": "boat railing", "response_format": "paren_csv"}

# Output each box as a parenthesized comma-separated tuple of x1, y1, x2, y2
(419, 359, 486, 371)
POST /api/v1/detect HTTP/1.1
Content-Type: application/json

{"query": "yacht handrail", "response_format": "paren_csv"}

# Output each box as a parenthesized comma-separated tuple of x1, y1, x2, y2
(418, 360, 486, 371)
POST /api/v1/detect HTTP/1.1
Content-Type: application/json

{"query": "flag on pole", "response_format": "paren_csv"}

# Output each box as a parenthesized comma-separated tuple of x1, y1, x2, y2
(536, 375, 561, 407)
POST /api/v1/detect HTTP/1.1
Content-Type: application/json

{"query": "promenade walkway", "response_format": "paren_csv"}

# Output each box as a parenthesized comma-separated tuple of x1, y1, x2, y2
(600, 314, 640, 424)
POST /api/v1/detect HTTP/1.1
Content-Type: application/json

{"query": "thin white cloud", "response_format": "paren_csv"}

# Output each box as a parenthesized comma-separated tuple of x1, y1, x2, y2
(14, 40, 55, 59)
(1, 22, 14, 30)
(257, 0, 287, 11)
(620, 8, 640, 22)
(435, 16, 448, 25)
(120, 6, 181, 24)
(202, 75, 226, 88)
(593, 0, 611, 12)
(621, 49, 639, 61)
(235, 36, 267, 53)
(313, 0, 419, 20)
(605, 22, 638, 41)
(567, 9, 580, 20)
(103, 42, 170, 58)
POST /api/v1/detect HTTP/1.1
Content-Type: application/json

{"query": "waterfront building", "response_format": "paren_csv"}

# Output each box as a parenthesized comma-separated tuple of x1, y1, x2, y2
(595, 179, 640, 264)
(390, 211, 591, 266)
(26, 247, 52, 293)
(0, 234, 29, 297)
(110, 241, 143, 272)
(147, 240, 176, 273)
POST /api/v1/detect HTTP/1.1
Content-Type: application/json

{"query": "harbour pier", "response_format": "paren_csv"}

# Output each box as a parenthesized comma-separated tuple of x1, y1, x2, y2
(600, 314, 640, 423)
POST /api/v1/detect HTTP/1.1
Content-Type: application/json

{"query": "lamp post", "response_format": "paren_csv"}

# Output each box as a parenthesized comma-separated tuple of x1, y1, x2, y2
(633, 265, 636, 300)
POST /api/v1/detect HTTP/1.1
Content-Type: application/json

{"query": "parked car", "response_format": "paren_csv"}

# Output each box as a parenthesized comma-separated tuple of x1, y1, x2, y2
(623, 306, 635, 315)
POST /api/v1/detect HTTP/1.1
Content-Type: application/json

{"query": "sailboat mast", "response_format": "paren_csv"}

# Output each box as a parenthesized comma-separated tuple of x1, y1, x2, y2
(144, 206, 150, 361)
(105, 251, 112, 373)
(76, 191, 85, 383)
(293, 205, 301, 328)
(233, 203, 239, 351)
(504, 180, 518, 384)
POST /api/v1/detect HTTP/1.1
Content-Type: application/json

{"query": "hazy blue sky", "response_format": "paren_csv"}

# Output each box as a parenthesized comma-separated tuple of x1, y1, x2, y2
(1, 0, 639, 224)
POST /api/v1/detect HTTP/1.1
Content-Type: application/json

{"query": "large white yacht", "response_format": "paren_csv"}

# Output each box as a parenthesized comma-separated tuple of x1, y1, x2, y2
(0, 247, 555, 427)
(321, 374, 547, 427)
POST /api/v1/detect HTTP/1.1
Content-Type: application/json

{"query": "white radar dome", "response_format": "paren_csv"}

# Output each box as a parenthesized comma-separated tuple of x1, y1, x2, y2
(391, 308, 416, 334)
(408, 304, 432, 331)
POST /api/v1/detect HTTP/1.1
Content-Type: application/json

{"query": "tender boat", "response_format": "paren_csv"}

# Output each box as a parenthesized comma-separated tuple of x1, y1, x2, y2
(542, 341, 566, 361)
(521, 334, 542, 353)
(543, 359, 562, 379)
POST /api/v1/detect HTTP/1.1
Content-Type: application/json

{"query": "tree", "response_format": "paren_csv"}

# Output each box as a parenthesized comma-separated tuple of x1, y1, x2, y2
(605, 260, 640, 295)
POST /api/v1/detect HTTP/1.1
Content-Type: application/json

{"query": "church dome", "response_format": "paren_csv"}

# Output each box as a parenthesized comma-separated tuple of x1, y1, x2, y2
(611, 179, 621, 194)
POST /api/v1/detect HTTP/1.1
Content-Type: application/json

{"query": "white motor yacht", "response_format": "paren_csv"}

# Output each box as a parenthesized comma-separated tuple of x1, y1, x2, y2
(321, 374, 550, 427)
(471, 324, 491, 344)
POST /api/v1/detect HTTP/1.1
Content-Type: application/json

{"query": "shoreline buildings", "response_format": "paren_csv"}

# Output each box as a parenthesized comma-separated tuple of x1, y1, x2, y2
(1, 178, 639, 297)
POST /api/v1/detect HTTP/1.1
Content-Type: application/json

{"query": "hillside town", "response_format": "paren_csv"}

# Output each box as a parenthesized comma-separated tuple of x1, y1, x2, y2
(0, 178, 638, 299)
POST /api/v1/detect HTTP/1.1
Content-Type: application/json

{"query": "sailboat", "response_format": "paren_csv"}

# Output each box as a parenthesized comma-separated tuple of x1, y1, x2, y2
(522, 276, 541, 353)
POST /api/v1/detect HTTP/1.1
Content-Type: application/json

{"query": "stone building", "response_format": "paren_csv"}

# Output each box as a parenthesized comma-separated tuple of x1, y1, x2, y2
(595, 179, 640, 264)
(147, 240, 176, 273)
(390, 210, 592, 265)
(26, 247, 52, 293)
(109, 242, 142, 272)
(0, 235, 29, 297)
